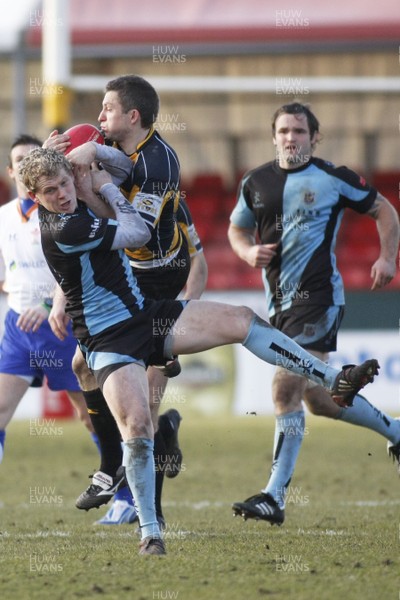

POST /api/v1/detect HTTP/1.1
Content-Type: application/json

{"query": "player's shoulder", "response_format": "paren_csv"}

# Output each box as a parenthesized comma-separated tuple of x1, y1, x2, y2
(312, 157, 368, 189)
(311, 156, 337, 172)
(240, 160, 276, 185)
(138, 130, 180, 179)
(312, 156, 357, 177)
(148, 130, 178, 158)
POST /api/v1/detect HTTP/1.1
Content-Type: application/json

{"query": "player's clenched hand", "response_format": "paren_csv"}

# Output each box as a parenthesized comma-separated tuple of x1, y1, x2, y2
(370, 257, 396, 290)
(244, 243, 278, 268)
(67, 142, 97, 167)
(17, 305, 49, 333)
(42, 129, 71, 154)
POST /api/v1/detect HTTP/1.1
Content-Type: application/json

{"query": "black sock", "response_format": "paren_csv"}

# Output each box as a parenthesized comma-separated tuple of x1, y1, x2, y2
(154, 429, 166, 519)
(84, 389, 122, 476)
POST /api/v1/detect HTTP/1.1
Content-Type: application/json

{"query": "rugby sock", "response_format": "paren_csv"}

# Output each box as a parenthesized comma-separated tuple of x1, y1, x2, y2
(154, 429, 166, 520)
(114, 442, 135, 505)
(84, 389, 122, 476)
(336, 394, 400, 444)
(0, 430, 5, 464)
(90, 432, 101, 454)
(123, 437, 160, 540)
(113, 432, 167, 512)
(242, 316, 337, 389)
(262, 410, 305, 509)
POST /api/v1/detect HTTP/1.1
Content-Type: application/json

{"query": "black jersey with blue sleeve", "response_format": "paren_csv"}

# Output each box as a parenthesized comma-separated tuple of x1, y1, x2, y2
(39, 201, 145, 339)
(230, 157, 377, 317)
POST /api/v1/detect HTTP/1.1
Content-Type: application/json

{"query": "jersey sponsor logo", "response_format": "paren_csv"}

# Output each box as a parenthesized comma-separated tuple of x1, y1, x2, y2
(9, 259, 47, 270)
(133, 192, 162, 219)
(88, 218, 102, 239)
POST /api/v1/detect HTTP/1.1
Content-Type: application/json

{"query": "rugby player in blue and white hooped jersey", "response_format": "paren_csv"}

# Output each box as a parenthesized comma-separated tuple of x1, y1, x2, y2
(0, 135, 94, 466)
(229, 102, 400, 525)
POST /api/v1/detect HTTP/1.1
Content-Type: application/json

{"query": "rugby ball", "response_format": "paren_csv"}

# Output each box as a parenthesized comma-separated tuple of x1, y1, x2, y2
(63, 123, 104, 154)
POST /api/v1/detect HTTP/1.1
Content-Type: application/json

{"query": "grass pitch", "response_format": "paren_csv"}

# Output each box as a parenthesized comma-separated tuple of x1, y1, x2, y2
(0, 414, 398, 600)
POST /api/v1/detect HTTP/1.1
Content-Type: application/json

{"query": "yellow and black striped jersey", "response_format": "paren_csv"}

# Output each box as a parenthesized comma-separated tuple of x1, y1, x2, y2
(95, 129, 202, 268)
(176, 197, 203, 258)
(116, 128, 182, 268)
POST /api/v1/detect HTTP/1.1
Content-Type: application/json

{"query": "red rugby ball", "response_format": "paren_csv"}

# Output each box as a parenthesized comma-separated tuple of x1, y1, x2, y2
(63, 123, 104, 154)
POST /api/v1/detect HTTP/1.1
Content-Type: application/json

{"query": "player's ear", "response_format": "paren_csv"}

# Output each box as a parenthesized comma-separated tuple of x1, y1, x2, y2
(310, 131, 320, 151)
(129, 108, 141, 126)
(27, 190, 40, 204)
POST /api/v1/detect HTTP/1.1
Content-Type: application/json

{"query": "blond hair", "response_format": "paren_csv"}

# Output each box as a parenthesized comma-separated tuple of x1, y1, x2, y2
(19, 147, 73, 193)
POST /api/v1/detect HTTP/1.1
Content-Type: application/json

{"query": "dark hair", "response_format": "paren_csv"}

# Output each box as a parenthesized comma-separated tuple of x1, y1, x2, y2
(272, 102, 320, 138)
(8, 134, 42, 167)
(105, 75, 159, 128)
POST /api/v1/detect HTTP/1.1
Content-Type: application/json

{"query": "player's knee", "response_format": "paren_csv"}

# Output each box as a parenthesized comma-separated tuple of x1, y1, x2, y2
(71, 351, 84, 377)
(237, 306, 256, 335)
(72, 353, 93, 389)
(126, 416, 153, 439)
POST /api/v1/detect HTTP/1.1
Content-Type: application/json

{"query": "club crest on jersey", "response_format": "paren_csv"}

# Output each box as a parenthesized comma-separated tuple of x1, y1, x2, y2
(303, 191, 315, 205)
(303, 324, 316, 337)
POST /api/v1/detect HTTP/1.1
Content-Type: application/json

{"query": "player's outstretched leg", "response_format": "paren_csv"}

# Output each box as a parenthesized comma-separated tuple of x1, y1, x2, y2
(171, 307, 379, 404)
(241, 316, 380, 403)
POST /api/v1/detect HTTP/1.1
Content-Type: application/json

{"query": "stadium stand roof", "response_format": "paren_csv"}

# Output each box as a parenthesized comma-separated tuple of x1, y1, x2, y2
(16, 0, 400, 54)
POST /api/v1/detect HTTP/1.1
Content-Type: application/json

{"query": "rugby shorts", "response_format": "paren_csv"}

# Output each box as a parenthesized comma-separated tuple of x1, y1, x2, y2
(79, 298, 187, 389)
(270, 304, 345, 353)
(0, 308, 80, 391)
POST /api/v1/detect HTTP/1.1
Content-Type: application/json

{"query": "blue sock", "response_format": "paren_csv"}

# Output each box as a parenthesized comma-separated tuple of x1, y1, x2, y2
(91, 432, 101, 454)
(243, 316, 337, 388)
(262, 410, 305, 509)
(114, 486, 134, 504)
(115, 441, 134, 504)
(0, 430, 5, 464)
(336, 394, 400, 444)
(123, 437, 160, 539)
